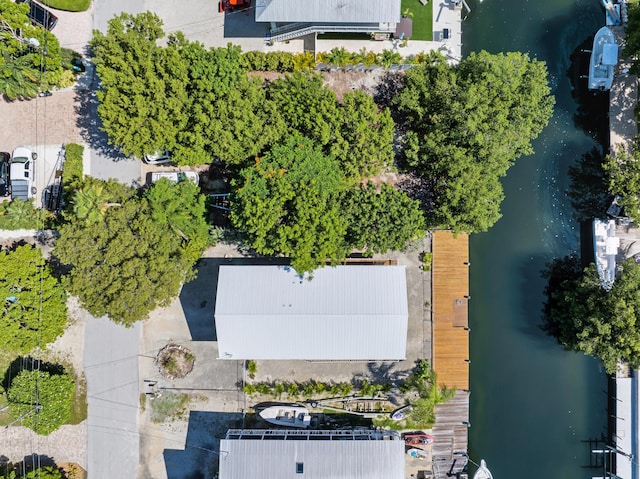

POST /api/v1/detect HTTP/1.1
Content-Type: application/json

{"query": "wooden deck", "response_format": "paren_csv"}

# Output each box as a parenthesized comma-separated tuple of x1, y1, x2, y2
(432, 390, 470, 478)
(432, 231, 469, 391)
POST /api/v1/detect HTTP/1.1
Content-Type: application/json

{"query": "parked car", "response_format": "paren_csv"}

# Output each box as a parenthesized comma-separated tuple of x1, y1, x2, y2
(10, 147, 36, 201)
(16, 0, 58, 31)
(151, 171, 199, 186)
(0, 152, 9, 197)
(143, 149, 172, 165)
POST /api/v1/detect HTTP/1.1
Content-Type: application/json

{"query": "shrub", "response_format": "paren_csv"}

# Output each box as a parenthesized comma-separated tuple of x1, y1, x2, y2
(7, 369, 75, 435)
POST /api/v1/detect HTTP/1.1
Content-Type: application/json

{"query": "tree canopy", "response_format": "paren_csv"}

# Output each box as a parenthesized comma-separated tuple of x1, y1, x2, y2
(231, 135, 349, 274)
(54, 178, 208, 325)
(230, 135, 424, 273)
(0, 244, 67, 354)
(7, 369, 75, 435)
(90, 12, 189, 158)
(543, 256, 640, 373)
(395, 51, 554, 232)
(603, 143, 640, 224)
(0, 0, 63, 99)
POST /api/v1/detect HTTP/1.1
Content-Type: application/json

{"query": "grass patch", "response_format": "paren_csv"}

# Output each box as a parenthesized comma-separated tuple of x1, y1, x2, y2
(150, 392, 191, 424)
(67, 373, 87, 424)
(40, 0, 91, 12)
(402, 0, 433, 41)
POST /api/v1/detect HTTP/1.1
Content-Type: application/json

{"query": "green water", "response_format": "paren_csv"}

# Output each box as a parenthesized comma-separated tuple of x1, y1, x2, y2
(466, 0, 609, 477)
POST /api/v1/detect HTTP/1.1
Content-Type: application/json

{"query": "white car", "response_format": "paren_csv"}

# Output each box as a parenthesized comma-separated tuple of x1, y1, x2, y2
(143, 149, 172, 165)
(10, 146, 36, 200)
(151, 171, 199, 186)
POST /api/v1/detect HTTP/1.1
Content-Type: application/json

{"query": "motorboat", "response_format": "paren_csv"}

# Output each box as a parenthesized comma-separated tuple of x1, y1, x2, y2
(258, 405, 311, 428)
(588, 26, 618, 91)
(404, 432, 434, 446)
(593, 219, 619, 290)
(407, 448, 429, 460)
(602, 0, 621, 25)
(390, 405, 413, 420)
(473, 459, 493, 479)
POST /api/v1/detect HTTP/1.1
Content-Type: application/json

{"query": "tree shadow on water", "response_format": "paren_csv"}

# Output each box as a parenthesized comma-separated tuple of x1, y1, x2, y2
(567, 147, 611, 222)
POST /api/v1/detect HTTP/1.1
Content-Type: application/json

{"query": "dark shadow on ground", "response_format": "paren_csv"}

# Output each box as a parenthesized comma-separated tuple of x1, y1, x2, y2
(222, 8, 269, 39)
(179, 256, 289, 341)
(163, 410, 243, 479)
(73, 47, 128, 162)
(2, 357, 66, 392)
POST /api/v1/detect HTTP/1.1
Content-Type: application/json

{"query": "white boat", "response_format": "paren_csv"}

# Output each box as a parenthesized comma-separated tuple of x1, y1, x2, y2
(473, 459, 493, 479)
(151, 170, 199, 185)
(390, 405, 413, 420)
(588, 26, 618, 91)
(258, 405, 311, 428)
(593, 219, 619, 290)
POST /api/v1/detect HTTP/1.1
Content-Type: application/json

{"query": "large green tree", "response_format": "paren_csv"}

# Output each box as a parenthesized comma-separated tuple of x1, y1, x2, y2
(396, 51, 554, 232)
(230, 135, 349, 274)
(54, 179, 208, 325)
(543, 256, 640, 373)
(90, 12, 189, 158)
(0, 244, 67, 353)
(0, 0, 63, 98)
(7, 369, 75, 435)
(343, 183, 425, 255)
(603, 143, 640, 223)
(268, 73, 395, 178)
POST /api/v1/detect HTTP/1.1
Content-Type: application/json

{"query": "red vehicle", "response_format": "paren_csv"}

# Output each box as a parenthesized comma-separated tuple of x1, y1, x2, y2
(218, 0, 251, 12)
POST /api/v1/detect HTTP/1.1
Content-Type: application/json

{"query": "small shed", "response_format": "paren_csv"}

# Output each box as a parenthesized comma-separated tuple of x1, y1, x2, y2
(214, 265, 408, 360)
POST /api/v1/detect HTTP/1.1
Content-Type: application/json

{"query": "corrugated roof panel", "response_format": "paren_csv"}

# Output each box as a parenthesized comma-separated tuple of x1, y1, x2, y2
(215, 265, 408, 360)
(219, 439, 405, 479)
(255, 0, 401, 24)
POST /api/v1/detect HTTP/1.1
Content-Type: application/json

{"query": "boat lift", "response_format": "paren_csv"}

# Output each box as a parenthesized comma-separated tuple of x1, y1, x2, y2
(209, 193, 231, 211)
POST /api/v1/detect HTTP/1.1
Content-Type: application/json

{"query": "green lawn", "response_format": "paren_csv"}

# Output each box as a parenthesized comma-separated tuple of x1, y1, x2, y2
(402, 0, 433, 41)
(40, 0, 91, 12)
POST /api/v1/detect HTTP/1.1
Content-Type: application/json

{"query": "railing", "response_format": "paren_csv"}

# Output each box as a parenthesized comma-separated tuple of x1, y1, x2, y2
(268, 24, 392, 43)
(225, 428, 400, 440)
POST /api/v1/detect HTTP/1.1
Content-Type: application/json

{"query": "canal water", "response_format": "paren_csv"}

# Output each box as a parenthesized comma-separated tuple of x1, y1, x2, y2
(466, 0, 609, 477)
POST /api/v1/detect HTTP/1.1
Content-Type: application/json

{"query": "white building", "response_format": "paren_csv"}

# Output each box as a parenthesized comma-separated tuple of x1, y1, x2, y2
(214, 265, 408, 360)
(219, 429, 405, 479)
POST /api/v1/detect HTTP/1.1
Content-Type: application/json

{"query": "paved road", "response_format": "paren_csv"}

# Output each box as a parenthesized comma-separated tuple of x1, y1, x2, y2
(84, 315, 141, 479)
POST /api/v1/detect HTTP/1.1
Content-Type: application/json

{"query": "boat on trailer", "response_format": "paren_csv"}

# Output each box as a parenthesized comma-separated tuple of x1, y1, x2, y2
(258, 405, 311, 428)
(588, 26, 618, 91)
(473, 459, 493, 479)
(404, 432, 434, 446)
(390, 405, 413, 420)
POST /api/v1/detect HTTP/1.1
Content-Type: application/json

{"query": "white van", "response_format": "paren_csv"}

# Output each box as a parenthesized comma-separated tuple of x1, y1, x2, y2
(10, 147, 35, 200)
(151, 171, 199, 186)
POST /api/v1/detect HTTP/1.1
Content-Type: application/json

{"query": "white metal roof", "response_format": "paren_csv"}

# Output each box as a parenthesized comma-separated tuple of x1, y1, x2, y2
(219, 437, 405, 479)
(214, 265, 408, 360)
(255, 0, 401, 24)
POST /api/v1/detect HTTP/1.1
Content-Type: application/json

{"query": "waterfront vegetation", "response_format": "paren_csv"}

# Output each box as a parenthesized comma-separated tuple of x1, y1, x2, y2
(543, 256, 640, 373)
(85, 11, 553, 278)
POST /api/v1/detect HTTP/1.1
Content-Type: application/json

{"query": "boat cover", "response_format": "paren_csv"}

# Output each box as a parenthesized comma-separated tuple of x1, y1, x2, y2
(603, 43, 618, 65)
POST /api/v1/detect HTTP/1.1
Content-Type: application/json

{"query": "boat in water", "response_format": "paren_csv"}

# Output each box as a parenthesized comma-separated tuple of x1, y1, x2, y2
(404, 432, 434, 446)
(390, 405, 413, 420)
(473, 459, 493, 479)
(602, 0, 621, 25)
(588, 26, 618, 91)
(407, 448, 429, 460)
(593, 219, 619, 290)
(258, 405, 311, 428)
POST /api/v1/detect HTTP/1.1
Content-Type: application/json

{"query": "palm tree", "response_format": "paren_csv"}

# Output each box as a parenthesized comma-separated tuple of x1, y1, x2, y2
(377, 49, 403, 68)
(4, 199, 37, 228)
(72, 183, 119, 223)
(0, 53, 40, 100)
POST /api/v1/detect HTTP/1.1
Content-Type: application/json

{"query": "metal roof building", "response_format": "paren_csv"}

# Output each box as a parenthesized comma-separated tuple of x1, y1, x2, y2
(214, 265, 408, 360)
(255, 0, 401, 24)
(219, 429, 405, 479)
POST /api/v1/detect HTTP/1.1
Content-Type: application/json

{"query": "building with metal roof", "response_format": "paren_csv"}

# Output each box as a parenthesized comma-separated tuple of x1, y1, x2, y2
(219, 429, 405, 479)
(255, 0, 401, 42)
(214, 265, 408, 360)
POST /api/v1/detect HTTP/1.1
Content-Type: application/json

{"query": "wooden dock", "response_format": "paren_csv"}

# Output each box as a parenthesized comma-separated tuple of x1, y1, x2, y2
(431, 232, 470, 479)
(432, 231, 469, 390)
